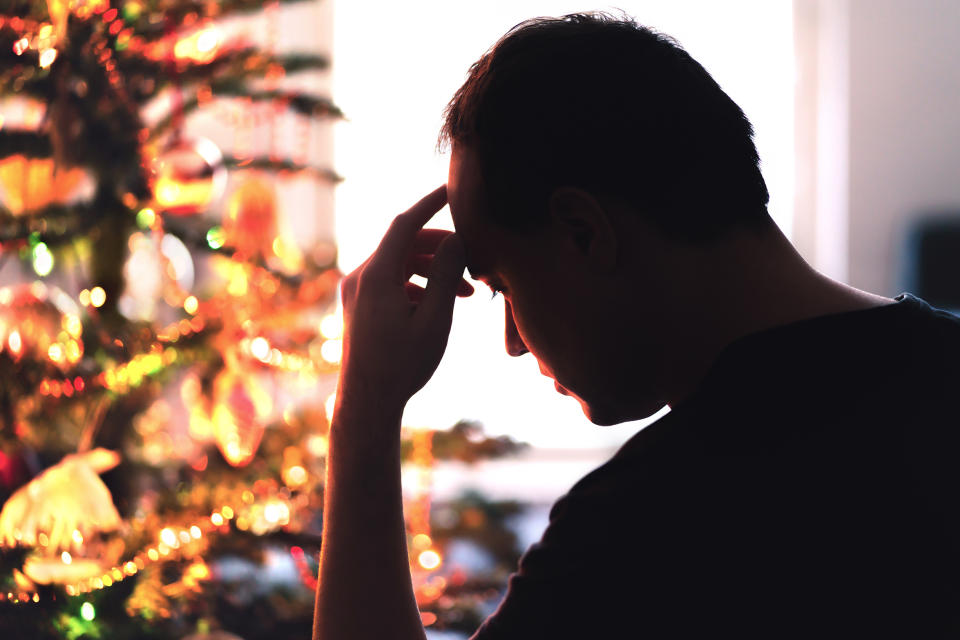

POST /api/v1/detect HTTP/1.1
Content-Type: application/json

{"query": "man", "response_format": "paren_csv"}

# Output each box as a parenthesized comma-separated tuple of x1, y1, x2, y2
(314, 14, 960, 639)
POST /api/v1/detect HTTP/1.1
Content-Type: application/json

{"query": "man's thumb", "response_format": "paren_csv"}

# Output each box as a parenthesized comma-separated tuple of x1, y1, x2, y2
(419, 233, 466, 321)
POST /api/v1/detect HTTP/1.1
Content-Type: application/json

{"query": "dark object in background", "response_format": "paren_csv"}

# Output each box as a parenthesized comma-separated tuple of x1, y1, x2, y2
(900, 213, 960, 314)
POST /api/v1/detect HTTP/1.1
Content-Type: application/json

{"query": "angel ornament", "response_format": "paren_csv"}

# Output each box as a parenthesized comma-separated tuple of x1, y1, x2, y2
(0, 448, 124, 585)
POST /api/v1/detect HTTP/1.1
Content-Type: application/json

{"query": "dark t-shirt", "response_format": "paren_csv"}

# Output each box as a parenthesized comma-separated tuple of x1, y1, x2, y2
(471, 293, 960, 638)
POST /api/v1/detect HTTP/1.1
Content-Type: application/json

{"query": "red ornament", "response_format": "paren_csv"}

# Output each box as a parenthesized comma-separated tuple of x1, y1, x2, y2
(222, 174, 279, 258)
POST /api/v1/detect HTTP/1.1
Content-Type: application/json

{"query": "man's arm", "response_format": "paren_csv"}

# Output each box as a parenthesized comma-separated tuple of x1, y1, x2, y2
(313, 186, 471, 640)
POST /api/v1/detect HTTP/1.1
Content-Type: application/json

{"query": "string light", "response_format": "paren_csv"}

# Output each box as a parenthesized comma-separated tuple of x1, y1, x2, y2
(205, 226, 225, 249)
(89, 286, 106, 308)
(136, 207, 156, 229)
(38, 48, 57, 68)
(32, 242, 54, 276)
(417, 549, 442, 571)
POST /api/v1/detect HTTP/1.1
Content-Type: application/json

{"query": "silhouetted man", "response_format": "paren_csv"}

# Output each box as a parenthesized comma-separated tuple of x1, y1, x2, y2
(314, 13, 960, 639)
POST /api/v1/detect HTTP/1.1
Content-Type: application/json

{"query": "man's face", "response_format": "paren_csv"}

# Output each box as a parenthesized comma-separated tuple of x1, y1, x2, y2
(447, 145, 619, 424)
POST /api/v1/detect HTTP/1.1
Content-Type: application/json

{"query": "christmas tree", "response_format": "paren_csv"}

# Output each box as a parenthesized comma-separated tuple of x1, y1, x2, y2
(0, 2, 528, 638)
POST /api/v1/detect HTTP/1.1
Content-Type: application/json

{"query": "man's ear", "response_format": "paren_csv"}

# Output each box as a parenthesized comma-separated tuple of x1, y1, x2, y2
(547, 187, 617, 273)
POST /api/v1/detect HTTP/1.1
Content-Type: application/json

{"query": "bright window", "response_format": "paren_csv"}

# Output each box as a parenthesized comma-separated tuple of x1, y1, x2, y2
(333, 1, 793, 449)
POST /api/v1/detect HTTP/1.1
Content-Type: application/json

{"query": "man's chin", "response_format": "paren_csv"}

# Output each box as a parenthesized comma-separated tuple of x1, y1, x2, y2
(578, 394, 669, 427)
(574, 396, 622, 426)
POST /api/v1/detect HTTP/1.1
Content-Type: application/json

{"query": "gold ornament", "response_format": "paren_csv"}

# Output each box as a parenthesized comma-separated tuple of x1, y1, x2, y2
(212, 371, 272, 467)
(152, 137, 226, 216)
(0, 283, 84, 371)
(22, 536, 124, 585)
(0, 156, 87, 215)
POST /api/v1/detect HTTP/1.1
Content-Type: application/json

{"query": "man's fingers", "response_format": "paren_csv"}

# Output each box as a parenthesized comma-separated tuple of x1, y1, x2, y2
(404, 282, 425, 304)
(405, 255, 474, 297)
(418, 233, 467, 324)
(412, 229, 454, 254)
(369, 186, 448, 280)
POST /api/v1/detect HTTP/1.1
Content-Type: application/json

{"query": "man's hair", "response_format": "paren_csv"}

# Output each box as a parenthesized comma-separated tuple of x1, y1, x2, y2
(439, 12, 773, 243)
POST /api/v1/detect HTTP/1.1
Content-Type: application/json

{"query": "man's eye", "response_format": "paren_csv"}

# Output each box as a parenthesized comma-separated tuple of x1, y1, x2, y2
(489, 286, 503, 300)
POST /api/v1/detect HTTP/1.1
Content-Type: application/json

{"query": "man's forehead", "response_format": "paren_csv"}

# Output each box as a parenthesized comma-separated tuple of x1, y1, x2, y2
(448, 144, 507, 281)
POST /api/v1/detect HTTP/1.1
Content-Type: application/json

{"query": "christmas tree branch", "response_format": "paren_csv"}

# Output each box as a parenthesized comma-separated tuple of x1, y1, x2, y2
(129, 0, 317, 32)
(148, 88, 342, 143)
(126, 50, 330, 104)
(0, 130, 53, 160)
(222, 156, 342, 183)
(0, 201, 103, 246)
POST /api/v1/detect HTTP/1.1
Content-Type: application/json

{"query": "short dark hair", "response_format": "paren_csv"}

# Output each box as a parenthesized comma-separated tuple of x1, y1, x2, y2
(440, 12, 772, 243)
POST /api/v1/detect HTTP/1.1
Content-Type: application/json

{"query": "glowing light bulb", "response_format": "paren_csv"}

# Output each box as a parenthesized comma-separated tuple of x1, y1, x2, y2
(159, 528, 177, 548)
(320, 339, 342, 364)
(32, 242, 54, 276)
(136, 207, 156, 228)
(47, 343, 63, 363)
(250, 337, 271, 362)
(206, 226, 225, 249)
(7, 331, 22, 355)
(80, 601, 95, 621)
(89, 287, 106, 308)
(418, 549, 442, 571)
(39, 48, 57, 68)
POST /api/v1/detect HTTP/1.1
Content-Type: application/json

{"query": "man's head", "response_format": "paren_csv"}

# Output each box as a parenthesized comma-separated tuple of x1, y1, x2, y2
(444, 13, 778, 424)
(440, 12, 772, 243)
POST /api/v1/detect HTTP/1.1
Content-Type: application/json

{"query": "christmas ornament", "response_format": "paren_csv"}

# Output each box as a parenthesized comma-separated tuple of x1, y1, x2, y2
(0, 156, 88, 215)
(0, 283, 84, 372)
(152, 137, 226, 216)
(21, 535, 124, 585)
(222, 174, 279, 258)
(0, 448, 121, 551)
(212, 370, 272, 467)
(118, 231, 195, 320)
(0, 448, 30, 491)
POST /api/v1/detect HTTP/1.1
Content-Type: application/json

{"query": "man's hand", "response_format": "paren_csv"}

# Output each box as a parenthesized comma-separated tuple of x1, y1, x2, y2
(338, 185, 473, 411)
(314, 187, 473, 640)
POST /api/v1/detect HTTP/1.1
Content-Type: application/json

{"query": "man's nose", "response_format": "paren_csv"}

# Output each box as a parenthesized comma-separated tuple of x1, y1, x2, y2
(504, 300, 528, 357)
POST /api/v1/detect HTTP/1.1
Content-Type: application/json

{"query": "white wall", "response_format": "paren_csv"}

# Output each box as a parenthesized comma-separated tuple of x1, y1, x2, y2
(848, 0, 960, 296)
(795, 0, 960, 296)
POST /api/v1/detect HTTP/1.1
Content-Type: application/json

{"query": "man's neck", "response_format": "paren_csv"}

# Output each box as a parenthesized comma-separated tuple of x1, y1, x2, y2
(656, 223, 895, 408)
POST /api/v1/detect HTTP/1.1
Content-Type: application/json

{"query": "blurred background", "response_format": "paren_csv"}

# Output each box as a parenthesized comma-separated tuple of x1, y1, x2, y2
(0, 1, 957, 638)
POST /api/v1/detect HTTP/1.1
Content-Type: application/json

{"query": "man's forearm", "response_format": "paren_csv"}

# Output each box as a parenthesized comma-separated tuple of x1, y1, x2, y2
(312, 397, 427, 640)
